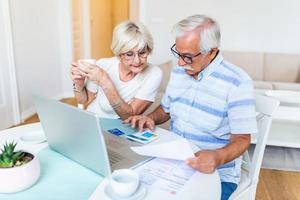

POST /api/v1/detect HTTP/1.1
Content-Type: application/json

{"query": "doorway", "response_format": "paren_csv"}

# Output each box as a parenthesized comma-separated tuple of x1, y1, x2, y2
(72, 0, 129, 61)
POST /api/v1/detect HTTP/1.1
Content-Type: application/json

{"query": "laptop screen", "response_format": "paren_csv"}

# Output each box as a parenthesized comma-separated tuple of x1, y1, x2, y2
(33, 95, 111, 177)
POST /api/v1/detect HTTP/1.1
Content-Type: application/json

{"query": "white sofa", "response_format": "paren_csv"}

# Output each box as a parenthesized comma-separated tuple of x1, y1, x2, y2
(222, 51, 300, 91)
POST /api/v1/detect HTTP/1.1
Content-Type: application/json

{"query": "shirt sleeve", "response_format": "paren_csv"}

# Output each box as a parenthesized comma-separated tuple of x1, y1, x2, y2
(227, 80, 258, 134)
(134, 66, 163, 102)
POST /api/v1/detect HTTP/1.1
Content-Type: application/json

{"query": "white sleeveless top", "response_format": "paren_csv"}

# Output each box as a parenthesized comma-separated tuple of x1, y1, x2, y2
(86, 57, 162, 118)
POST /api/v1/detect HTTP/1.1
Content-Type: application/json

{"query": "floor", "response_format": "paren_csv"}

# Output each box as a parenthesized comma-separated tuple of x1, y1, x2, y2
(16, 98, 300, 200)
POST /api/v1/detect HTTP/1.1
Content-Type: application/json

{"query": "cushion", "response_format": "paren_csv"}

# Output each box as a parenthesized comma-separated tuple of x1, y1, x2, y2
(264, 53, 300, 82)
(157, 60, 173, 93)
(222, 51, 264, 81)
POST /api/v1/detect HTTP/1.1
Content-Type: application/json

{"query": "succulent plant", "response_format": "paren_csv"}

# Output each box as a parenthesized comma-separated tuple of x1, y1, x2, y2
(0, 142, 25, 168)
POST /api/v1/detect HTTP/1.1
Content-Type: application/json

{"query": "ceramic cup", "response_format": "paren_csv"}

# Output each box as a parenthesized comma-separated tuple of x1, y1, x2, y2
(78, 59, 96, 65)
(77, 59, 96, 71)
(110, 169, 139, 198)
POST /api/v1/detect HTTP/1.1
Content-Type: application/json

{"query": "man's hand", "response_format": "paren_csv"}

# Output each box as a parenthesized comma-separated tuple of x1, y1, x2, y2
(124, 115, 155, 132)
(186, 150, 221, 174)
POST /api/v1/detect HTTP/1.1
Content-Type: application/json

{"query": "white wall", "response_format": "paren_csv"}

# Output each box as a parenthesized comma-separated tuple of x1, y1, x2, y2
(0, 0, 20, 129)
(9, 0, 72, 119)
(139, 0, 300, 64)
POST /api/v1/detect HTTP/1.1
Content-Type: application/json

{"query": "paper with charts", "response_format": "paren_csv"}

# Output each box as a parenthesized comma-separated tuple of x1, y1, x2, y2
(134, 157, 196, 196)
(130, 138, 195, 160)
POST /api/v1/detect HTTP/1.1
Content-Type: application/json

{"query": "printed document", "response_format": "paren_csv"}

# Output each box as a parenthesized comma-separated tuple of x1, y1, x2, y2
(134, 158, 196, 195)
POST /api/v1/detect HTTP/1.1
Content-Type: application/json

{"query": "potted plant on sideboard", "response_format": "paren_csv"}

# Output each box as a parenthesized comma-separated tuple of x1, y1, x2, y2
(0, 142, 40, 193)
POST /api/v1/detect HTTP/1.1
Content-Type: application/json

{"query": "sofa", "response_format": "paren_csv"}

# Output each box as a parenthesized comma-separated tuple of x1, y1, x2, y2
(145, 51, 300, 129)
(222, 51, 300, 91)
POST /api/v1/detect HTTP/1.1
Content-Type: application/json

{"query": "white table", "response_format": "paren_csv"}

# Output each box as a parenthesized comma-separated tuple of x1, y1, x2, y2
(0, 123, 221, 200)
(254, 89, 300, 148)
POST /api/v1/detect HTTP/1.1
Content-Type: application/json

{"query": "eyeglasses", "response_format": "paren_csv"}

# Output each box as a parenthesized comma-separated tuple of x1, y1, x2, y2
(170, 44, 202, 64)
(121, 48, 149, 61)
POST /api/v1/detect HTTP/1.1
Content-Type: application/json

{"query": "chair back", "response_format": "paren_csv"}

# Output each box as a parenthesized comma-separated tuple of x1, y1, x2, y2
(230, 94, 279, 200)
(249, 94, 279, 183)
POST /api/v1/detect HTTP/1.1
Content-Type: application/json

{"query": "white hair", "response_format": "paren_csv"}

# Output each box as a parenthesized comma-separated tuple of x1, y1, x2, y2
(172, 15, 221, 53)
(111, 21, 153, 55)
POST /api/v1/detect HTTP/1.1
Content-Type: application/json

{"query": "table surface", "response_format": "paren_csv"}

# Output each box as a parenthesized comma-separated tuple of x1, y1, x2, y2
(0, 123, 221, 200)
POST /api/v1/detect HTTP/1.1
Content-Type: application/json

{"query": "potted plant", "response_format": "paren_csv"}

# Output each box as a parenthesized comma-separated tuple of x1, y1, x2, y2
(0, 141, 40, 193)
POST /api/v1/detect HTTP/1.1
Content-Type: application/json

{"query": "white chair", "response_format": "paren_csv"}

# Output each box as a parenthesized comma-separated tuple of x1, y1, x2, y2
(229, 94, 280, 200)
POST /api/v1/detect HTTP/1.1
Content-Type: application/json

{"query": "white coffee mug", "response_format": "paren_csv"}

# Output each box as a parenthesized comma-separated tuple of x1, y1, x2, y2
(78, 58, 96, 65)
(78, 59, 96, 70)
(110, 169, 139, 198)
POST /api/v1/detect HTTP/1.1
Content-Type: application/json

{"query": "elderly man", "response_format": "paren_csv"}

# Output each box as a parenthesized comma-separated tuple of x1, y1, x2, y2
(125, 15, 257, 200)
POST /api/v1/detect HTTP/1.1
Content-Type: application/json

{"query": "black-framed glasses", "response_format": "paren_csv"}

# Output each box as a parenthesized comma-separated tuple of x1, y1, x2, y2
(170, 44, 202, 64)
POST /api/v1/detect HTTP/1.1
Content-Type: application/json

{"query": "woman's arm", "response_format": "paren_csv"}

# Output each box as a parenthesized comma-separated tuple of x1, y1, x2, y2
(73, 85, 96, 105)
(100, 81, 152, 119)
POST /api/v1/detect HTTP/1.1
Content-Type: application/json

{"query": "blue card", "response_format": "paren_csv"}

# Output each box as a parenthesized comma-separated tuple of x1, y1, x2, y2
(107, 128, 125, 136)
(125, 130, 158, 144)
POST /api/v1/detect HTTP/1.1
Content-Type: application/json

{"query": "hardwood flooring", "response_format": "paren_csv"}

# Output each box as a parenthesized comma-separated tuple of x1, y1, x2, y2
(256, 169, 300, 200)
(17, 98, 300, 200)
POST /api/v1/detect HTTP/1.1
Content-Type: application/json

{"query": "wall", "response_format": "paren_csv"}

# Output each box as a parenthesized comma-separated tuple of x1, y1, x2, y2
(138, 0, 300, 64)
(9, 0, 72, 119)
(0, 0, 20, 129)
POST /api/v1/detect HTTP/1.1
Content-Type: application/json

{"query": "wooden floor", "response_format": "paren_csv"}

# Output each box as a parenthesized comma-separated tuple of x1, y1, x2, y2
(18, 98, 300, 200)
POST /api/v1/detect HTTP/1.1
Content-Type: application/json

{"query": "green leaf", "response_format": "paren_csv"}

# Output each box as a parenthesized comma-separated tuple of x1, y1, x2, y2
(12, 151, 25, 163)
(0, 141, 24, 168)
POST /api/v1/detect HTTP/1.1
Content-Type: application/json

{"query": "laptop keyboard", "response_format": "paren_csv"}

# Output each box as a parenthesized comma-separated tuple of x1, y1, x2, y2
(107, 149, 124, 165)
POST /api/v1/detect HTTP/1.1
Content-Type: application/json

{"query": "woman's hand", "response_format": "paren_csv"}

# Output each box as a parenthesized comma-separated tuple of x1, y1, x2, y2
(70, 62, 86, 90)
(78, 61, 112, 89)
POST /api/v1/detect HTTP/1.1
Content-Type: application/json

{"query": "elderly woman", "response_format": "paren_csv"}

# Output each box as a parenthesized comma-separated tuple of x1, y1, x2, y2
(70, 21, 162, 119)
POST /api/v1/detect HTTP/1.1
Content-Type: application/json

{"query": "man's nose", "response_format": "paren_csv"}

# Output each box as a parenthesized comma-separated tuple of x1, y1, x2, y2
(177, 57, 186, 66)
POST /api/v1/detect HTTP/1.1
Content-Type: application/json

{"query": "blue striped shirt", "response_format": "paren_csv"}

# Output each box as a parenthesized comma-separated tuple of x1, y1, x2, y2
(161, 52, 257, 184)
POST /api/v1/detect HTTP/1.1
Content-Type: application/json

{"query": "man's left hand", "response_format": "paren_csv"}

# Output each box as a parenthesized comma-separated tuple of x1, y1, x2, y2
(186, 150, 221, 174)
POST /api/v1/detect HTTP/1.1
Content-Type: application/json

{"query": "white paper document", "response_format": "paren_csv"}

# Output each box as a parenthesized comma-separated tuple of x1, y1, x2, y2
(130, 138, 194, 160)
(134, 157, 196, 196)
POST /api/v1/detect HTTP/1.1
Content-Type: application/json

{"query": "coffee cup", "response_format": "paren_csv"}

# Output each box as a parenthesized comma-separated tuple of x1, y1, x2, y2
(78, 59, 96, 65)
(110, 169, 139, 198)
(78, 59, 96, 70)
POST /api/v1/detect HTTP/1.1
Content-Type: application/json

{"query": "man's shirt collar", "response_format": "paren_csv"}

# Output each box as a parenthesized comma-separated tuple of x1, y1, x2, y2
(196, 51, 224, 81)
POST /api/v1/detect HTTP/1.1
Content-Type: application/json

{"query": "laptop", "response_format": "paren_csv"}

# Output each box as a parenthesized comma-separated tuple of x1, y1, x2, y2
(33, 95, 149, 177)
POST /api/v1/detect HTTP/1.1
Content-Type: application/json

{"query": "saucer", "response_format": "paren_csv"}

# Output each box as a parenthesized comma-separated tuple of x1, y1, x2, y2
(104, 183, 146, 200)
(20, 131, 47, 144)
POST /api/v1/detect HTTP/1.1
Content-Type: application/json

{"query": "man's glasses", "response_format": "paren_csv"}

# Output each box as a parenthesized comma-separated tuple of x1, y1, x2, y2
(121, 47, 149, 61)
(170, 44, 202, 64)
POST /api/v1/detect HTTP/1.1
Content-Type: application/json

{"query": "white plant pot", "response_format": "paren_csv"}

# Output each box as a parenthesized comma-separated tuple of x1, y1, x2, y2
(0, 153, 40, 193)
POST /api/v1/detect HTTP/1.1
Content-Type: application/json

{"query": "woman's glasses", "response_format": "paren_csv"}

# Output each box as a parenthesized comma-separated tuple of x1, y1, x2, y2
(121, 47, 149, 61)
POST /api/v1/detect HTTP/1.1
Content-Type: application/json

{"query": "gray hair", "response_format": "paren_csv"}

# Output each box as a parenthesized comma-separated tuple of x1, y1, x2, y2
(172, 15, 221, 53)
(111, 21, 153, 55)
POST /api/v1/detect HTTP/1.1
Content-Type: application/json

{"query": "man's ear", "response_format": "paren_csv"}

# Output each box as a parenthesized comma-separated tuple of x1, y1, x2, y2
(209, 48, 218, 59)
